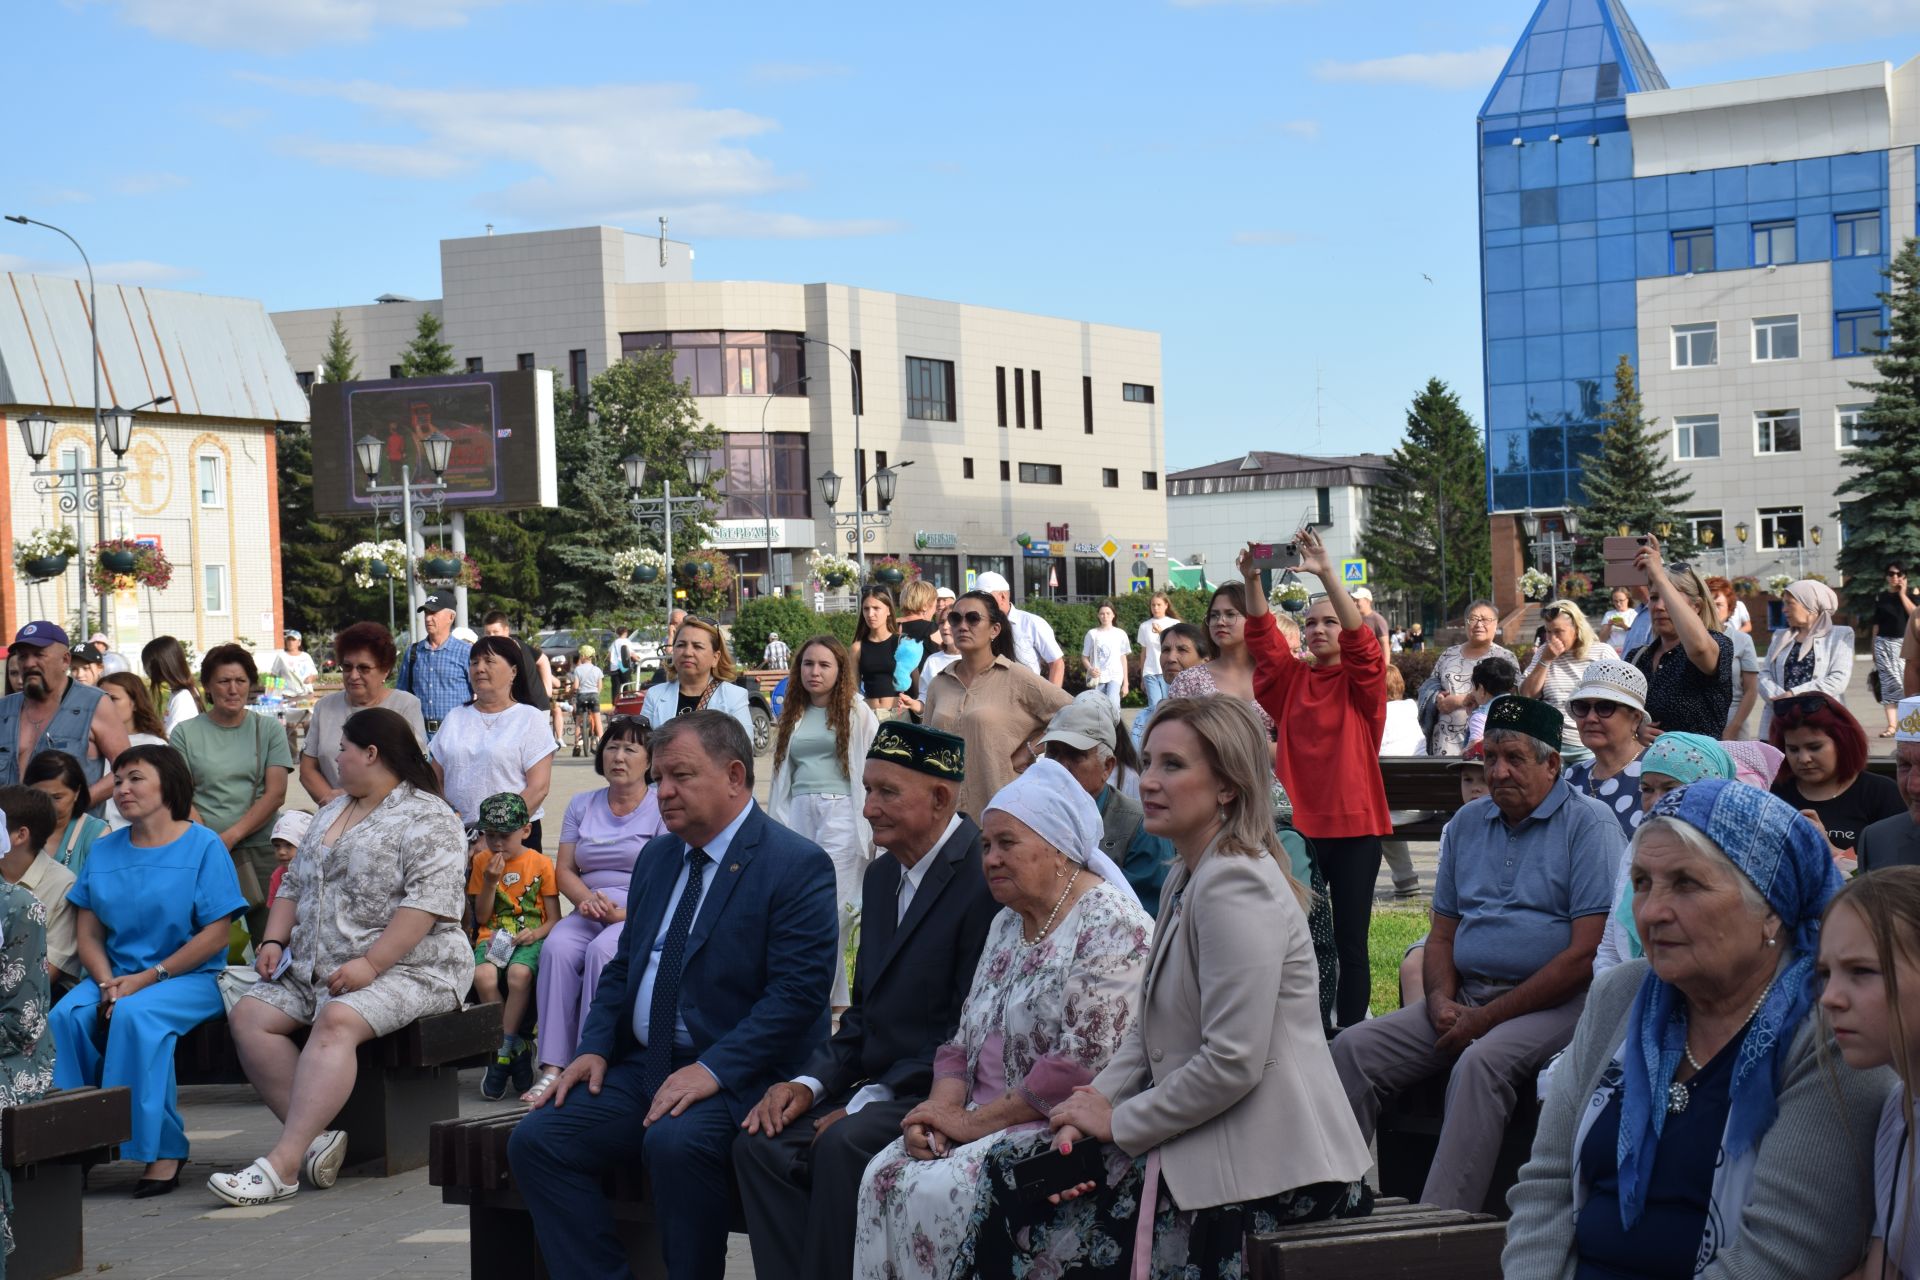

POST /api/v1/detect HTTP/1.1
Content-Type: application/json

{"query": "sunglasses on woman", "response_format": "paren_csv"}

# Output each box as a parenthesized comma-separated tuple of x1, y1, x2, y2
(949, 610, 991, 628)
(1569, 699, 1625, 720)
(1773, 693, 1829, 718)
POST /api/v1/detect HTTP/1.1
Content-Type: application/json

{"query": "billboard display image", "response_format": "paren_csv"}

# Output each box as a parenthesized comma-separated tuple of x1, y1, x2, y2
(310, 369, 557, 516)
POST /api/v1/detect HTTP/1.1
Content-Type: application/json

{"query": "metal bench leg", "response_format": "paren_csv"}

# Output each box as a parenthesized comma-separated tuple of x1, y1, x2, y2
(335, 1065, 459, 1177)
(9, 1161, 84, 1280)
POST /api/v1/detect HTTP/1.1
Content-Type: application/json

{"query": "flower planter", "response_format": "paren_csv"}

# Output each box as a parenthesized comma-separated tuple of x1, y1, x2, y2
(368, 560, 391, 581)
(24, 554, 69, 580)
(632, 564, 660, 584)
(422, 556, 462, 580)
(824, 572, 850, 589)
(100, 549, 140, 574)
(1279, 596, 1308, 614)
(874, 566, 905, 587)
(677, 561, 708, 583)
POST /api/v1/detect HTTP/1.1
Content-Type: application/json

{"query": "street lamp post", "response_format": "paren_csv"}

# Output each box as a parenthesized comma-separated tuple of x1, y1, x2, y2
(1521, 510, 1580, 592)
(797, 338, 871, 576)
(818, 461, 913, 569)
(353, 431, 453, 624)
(623, 452, 713, 632)
(16, 397, 166, 639)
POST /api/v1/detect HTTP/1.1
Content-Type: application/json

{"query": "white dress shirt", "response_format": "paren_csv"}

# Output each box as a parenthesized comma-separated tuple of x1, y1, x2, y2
(1008, 608, 1063, 675)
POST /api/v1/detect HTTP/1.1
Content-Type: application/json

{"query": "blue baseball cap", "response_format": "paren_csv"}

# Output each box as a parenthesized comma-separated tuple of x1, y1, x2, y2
(10, 621, 69, 650)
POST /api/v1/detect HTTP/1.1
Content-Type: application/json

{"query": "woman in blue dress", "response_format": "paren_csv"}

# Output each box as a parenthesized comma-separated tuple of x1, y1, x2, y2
(48, 744, 247, 1198)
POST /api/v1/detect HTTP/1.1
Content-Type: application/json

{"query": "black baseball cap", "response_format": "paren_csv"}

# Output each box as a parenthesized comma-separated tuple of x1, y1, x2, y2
(417, 592, 455, 614)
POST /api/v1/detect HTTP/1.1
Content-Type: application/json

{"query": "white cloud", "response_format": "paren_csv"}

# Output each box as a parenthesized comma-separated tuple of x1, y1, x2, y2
(749, 62, 851, 84)
(78, 0, 514, 52)
(1637, 0, 1920, 67)
(113, 172, 189, 196)
(1231, 230, 1312, 246)
(0, 253, 200, 287)
(1315, 45, 1508, 90)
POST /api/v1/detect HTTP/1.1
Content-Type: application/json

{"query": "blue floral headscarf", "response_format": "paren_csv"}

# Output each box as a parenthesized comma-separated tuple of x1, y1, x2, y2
(1614, 778, 1843, 1230)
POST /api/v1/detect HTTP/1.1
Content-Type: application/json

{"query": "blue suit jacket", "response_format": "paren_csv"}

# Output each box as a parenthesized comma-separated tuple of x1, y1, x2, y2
(575, 802, 838, 1118)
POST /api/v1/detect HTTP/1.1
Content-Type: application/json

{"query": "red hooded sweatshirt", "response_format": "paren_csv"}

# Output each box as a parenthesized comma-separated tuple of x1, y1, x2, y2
(1245, 611, 1391, 839)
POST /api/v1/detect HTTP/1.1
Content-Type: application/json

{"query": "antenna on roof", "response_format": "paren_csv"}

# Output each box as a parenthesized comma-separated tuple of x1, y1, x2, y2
(659, 216, 668, 268)
(1315, 366, 1323, 451)
(485, 223, 493, 236)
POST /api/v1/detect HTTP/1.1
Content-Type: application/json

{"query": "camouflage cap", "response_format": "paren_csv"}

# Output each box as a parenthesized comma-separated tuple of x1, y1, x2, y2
(475, 792, 531, 834)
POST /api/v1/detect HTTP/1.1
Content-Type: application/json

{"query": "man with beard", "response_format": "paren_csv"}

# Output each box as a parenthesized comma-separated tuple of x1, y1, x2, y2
(0, 621, 129, 808)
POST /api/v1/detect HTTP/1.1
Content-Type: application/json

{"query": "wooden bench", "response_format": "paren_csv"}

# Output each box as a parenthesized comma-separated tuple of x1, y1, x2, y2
(429, 1109, 745, 1280)
(1246, 1196, 1505, 1279)
(1373, 1069, 1541, 1218)
(176, 1002, 502, 1176)
(4, 1086, 132, 1280)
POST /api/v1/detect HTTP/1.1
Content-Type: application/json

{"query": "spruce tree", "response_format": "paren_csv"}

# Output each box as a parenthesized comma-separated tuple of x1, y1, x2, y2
(1570, 355, 1695, 585)
(1836, 238, 1920, 616)
(398, 310, 456, 377)
(1356, 377, 1491, 622)
(320, 312, 357, 384)
(275, 420, 347, 635)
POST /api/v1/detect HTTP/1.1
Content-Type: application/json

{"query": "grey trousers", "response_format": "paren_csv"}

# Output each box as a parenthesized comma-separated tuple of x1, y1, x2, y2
(1331, 977, 1585, 1212)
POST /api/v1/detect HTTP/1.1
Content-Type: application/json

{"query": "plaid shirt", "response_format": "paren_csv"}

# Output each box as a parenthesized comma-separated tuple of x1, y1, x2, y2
(398, 636, 473, 729)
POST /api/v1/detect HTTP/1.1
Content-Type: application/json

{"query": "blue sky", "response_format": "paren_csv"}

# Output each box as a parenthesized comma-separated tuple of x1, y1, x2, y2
(10, 0, 1920, 469)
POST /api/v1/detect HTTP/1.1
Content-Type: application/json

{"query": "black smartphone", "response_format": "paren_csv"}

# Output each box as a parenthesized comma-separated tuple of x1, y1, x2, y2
(1010, 1141, 1104, 1203)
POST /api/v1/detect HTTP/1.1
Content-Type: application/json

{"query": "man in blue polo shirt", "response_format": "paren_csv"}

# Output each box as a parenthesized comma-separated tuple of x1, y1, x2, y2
(395, 593, 471, 737)
(1331, 694, 1621, 1212)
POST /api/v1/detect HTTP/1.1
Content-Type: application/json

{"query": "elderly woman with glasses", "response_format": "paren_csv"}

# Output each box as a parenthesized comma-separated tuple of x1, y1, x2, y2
(1417, 600, 1517, 757)
(1505, 781, 1888, 1279)
(1621, 537, 1734, 739)
(1562, 660, 1654, 838)
(1758, 579, 1855, 740)
(1767, 691, 1902, 873)
(299, 622, 427, 808)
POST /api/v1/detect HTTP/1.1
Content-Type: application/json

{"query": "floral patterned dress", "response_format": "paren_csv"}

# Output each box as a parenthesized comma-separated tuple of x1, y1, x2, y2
(0, 881, 53, 1269)
(852, 881, 1153, 1279)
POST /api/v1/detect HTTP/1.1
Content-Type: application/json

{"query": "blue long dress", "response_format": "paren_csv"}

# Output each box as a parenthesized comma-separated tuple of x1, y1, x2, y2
(48, 823, 246, 1163)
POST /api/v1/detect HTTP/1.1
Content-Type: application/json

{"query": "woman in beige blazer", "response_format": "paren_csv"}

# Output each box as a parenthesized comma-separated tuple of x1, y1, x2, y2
(960, 695, 1373, 1279)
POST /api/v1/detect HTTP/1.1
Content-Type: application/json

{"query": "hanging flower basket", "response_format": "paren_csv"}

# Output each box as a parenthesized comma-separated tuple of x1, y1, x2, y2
(673, 548, 736, 614)
(810, 552, 858, 590)
(1732, 575, 1761, 596)
(14, 527, 79, 583)
(89, 538, 173, 594)
(867, 556, 919, 588)
(416, 544, 481, 589)
(1765, 573, 1794, 595)
(341, 539, 409, 591)
(1559, 570, 1594, 599)
(1274, 582, 1310, 614)
(1518, 568, 1554, 602)
(611, 547, 667, 587)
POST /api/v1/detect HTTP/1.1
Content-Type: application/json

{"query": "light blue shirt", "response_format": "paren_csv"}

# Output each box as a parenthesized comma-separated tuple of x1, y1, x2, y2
(630, 800, 755, 1077)
(1619, 607, 1654, 657)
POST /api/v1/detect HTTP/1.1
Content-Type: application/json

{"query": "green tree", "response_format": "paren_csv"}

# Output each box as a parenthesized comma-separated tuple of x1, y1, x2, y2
(1569, 355, 1695, 586)
(1356, 377, 1491, 623)
(398, 310, 456, 378)
(320, 312, 357, 384)
(1836, 238, 1920, 616)
(276, 420, 347, 636)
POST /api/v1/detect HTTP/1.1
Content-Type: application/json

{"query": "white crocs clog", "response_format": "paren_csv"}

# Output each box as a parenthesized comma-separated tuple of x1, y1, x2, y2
(207, 1157, 299, 1207)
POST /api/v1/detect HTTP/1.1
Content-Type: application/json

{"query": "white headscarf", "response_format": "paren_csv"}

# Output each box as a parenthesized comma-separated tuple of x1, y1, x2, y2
(1784, 579, 1838, 640)
(983, 759, 1142, 909)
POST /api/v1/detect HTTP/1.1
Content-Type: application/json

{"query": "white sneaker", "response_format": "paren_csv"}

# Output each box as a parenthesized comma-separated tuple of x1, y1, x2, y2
(303, 1130, 348, 1189)
(208, 1157, 298, 1207)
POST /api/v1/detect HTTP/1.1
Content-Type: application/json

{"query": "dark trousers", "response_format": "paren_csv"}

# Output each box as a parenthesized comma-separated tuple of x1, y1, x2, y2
(508, 1055, 737, 1280)
(1309, 833, 1384, 1027)
(733, 1095, 915, 1280)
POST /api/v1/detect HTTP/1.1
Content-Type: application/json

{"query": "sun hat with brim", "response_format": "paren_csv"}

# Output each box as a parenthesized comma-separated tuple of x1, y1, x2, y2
(1567, 657, 1648, 719)
(1039, 691, 1120, 753)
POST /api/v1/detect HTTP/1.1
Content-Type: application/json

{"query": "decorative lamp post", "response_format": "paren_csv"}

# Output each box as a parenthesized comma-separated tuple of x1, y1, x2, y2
(624, 451, 712, 629)
(353, 430, 452, 620)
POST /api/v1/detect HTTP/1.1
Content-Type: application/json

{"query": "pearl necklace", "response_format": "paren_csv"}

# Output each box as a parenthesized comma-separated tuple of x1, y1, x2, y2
(1667, 974, 1776, 1115)
(1021, 871, 1081, 947)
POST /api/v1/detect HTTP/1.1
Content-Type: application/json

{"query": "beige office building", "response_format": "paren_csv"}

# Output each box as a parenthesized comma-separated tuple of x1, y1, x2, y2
(273, 227, 1168, 601)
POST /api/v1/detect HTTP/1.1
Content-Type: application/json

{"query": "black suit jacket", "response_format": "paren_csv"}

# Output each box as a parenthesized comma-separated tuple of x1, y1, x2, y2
(798, 815, 998, 1102)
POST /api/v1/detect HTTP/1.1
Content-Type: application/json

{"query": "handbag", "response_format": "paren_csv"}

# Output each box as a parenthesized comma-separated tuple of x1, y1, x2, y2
(217, 964, 261, 1015)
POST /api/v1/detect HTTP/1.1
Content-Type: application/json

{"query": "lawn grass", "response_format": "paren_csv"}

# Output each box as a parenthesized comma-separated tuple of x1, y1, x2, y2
(1368, 902, 1431, 1015)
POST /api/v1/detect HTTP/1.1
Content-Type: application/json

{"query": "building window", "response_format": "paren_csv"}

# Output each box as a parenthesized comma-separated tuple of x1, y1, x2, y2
(999, 460, 1011, 482)
(295, 371, 314, 393)
(1674, 415, 1719, 460)
(1836, 310, 1880, 358)
(569, 349, 588, 400)
(996, 367, 1008, 427)
(465, 356, 484, 373)
(516, 352, 534, 371)
(1671, 228, 1714, 274)
(1836, 211, 1882, 258)
(1083, 375, 1094, 434)
(621, 331, 808, 398)
(1758, 506, 1805, 549)
(1030, 370, 1043, 431)
(907, 357, 956, 422)
(389, 364, 403, 379)
(1755, 409, 1802, 455)
(1672, 323, 1717, 368)
(963, 457, 975, 479)
(1122, 383, 1155, 404)
(1751, 221, 1795, 266)
(712, 432, 812, 519)
(1014, 367, 1026, 428)
(202, 564, 229, 615)
(850, 348, 863, 415)
(196, 453, 225, 508)
(1838, 403, 1875, 450)
(1018, 462, 1063, 485)
(1102, 468, 1118, 488)
(1142, 471, 1159, 490)
(1685, 512, 1723, 548)
(1752, 315, 1799, 362)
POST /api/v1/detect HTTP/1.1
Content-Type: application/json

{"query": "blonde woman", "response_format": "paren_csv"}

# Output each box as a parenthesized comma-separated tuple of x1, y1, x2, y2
(637, 616, 754, 741)
(1520, 599, 1603, 764)
(767, 636, 878, 1009)
(1620, 538, 1733, 739)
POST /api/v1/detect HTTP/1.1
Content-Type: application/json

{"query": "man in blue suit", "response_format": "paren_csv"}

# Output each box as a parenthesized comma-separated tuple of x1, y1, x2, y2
(509, 710, 838, 1280)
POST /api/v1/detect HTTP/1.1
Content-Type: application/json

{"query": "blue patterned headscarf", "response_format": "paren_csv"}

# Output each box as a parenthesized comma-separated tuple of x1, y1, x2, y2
(1614, 779, 1843, 1230)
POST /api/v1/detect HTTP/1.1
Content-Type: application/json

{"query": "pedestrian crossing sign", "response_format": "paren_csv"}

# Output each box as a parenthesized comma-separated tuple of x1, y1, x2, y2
(1341, 559, 1368, 585)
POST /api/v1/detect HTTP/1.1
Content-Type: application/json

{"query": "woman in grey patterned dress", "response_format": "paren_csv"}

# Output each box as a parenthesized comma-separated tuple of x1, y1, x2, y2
(0, 879, 53, 1268)
(207, 708, 470, 1207)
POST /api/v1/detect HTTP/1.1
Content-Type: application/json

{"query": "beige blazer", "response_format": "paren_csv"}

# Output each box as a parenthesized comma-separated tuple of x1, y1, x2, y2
(1093, 840, 1370, 1209)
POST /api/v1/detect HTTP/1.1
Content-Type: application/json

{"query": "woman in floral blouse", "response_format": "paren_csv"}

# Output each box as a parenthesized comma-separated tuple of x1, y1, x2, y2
(0, 878, 53, 1269)
(852, 760, 1152, 1279)
(208, 707, 470, 1208)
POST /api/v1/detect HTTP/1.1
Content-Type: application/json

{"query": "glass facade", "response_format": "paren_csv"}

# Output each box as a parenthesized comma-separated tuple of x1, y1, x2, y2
(1478, 0, 1891, 511)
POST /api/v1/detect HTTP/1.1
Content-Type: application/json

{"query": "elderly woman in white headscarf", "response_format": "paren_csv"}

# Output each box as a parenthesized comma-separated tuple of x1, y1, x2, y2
(850, 759, 1153, 1280)
(1758, 579, 1854, 738)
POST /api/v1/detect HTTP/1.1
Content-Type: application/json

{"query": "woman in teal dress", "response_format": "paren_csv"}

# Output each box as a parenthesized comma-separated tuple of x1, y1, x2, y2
(0, 876, 54, 1274)
(48, 744, 247, 1198)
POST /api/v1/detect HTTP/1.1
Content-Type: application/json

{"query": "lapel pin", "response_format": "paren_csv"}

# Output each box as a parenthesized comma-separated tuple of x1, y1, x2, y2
(730, 863, 740, 872)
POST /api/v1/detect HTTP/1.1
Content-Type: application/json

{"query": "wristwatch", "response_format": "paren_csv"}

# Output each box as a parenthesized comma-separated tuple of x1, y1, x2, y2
(153, 963, 172, 982)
